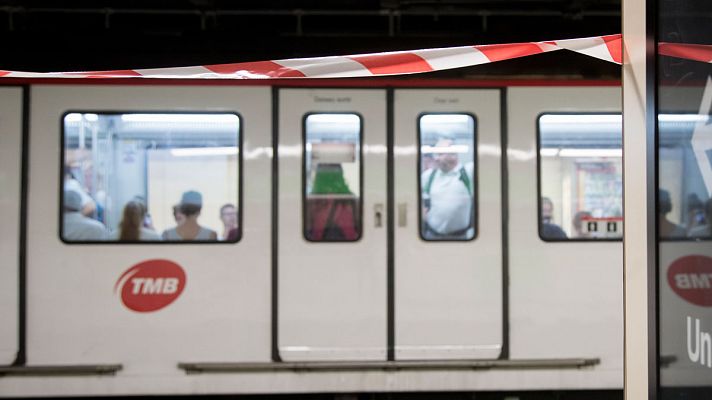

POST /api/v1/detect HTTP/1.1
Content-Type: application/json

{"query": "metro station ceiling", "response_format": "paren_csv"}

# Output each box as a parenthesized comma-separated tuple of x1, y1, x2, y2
(0, 0, 622, 78)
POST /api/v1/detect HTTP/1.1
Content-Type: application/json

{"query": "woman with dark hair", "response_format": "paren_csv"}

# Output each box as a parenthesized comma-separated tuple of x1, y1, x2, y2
(116, 201, 161, 241)
(162, 191, 217, 241)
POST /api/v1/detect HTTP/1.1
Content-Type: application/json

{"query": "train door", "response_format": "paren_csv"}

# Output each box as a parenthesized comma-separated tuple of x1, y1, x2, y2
(507, 87, 623, 383)
(0, 87, 22, 364)
(26, 86, 272, 371)
(278, 89, 387, 361)
(393, 89, 503, 359)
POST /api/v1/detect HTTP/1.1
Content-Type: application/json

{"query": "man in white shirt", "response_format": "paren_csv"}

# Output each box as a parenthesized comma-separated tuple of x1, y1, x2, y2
(421, 138, 475, 240)
(63, 189, 107, 241)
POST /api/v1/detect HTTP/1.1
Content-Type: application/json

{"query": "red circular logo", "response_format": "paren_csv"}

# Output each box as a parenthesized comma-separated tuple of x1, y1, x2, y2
(114, 259, 186, 312)
(667, 255, 712, 307)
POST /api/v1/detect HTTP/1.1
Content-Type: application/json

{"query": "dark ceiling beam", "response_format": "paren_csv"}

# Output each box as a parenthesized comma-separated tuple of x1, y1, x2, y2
(0, 6, 620, 35)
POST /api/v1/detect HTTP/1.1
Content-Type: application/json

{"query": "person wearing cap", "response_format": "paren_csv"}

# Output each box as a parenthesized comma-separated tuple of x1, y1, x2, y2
(421, 137, 475, 240)
(162, 190, 217, 241)
(62, 189, 107, 241)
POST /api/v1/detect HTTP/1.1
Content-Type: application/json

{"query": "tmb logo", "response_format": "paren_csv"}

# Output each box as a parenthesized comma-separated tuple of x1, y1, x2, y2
(115, 259, 186, 312)
(668, 255, 712, 307)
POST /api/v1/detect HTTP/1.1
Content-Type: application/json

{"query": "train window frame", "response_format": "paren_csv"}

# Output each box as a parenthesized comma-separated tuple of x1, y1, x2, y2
(536, 111, 623, 243)
(301, 111, 365, 243)
(416, 112, 479, 243)
(59, 110, 244, 245)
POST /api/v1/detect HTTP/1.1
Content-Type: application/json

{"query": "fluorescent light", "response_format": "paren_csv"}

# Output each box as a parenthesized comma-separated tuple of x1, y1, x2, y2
(306, 114, 360, 125)
(558, 148, 622, 158)
(421, 114, 473, 125)
(658, 114, 709, 123)
(539, 113, 707, 125)
(83, 113, 98, 121)
(170, 147, 238, 157)
(121, 114, 239, 124)
(64, 113, 82, 122)
(540, 114, 622, 124)
(540, 148, 560, 157)
(421, 144, 470, 154)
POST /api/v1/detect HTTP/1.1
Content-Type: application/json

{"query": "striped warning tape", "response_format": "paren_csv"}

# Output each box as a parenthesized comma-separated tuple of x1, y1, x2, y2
(659, 42, 712, 64)
(0, 34, 708, 79)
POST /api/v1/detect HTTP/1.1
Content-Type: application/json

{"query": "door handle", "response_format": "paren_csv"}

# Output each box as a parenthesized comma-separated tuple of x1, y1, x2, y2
(374, 203, 384, 228)
(398, 202, 407, 227)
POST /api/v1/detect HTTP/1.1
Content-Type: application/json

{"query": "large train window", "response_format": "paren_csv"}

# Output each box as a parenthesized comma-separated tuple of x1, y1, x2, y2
(418, 113, 477, 241)
(538, 113, 622, 241)
(303, 113, 362, 242)
(61, 112, 241, 243)
(658, 114, 712, 241)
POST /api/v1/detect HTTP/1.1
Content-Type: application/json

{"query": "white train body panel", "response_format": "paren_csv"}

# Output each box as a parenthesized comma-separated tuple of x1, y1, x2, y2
(0, 83, 627, 396)
(278, 89, 388, 361)
(0, 87, 22, 364)
(507, 87, 623, 387)
(393, 89, 502, 360)
(25, 85, 272, 369)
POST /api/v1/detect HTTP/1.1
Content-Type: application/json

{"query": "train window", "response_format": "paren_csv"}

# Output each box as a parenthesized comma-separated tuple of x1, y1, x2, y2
(303, 113, 362, 242)
(538, 114, 623, 241)
(61, 112, 241, 243)
(658, 114, 712, 241)
(418, 113, 477, 241)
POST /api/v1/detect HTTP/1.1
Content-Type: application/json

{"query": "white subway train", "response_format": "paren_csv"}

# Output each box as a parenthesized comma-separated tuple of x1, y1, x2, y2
(0, 79, 700, 397)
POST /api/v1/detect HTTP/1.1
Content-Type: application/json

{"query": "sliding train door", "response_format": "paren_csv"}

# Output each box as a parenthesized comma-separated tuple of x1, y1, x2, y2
(393, 89, 503, 359)
(507, 86, 623, 386)
(0, 87, 22, 364)
(277, 88, 388, 361)
(25, 85, 272, 372)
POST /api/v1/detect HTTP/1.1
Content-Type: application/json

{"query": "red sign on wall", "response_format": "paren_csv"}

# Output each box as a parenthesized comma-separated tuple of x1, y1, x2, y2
(668, 255, 712, 307)
(115, 259, 186, 312)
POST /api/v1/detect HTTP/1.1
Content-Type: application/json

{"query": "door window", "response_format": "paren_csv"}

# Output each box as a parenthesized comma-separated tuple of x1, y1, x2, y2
(303, 113, 362, 242)
(418, 113, 477, 241)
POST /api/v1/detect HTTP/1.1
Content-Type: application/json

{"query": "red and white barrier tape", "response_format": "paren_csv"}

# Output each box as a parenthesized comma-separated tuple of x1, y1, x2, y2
(659, 42, 712, 64)
(0, 34, 708, 80)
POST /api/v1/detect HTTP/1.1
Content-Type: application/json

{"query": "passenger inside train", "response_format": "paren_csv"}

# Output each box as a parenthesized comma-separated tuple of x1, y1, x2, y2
(162, 191, 218, 241)
(303, 113, 362, 242)
(63, 166, 96, 218)
(420, 137, 475, 240)
(305, 163, 359, 241)
(538, 114, 623, 240)
(540, 197, 567, 240)
(219, 203, 238, 241)
(688, 197, 712, 238)
(114, 200, 161, 241)
(572, 211, 593, 238)
(658, 189, 686, 239)
(62, 189, 107, 241)
(61, 112, 241, 243)
(419, 114, 476, 241)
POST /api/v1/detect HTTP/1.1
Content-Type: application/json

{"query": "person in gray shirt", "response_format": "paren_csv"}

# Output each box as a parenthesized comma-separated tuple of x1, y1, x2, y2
(62, 189, 107, 241)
